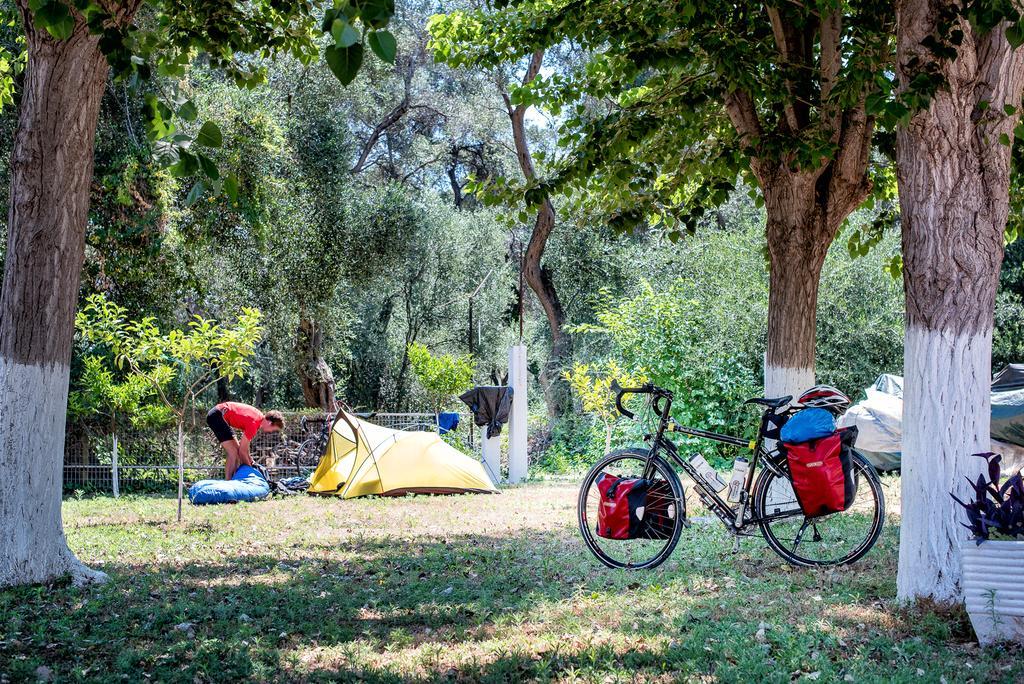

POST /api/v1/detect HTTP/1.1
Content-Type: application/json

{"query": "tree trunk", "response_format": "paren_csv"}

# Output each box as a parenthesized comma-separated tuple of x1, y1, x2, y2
(894, 5, 1024, 603)
(722, 24, 875, 402)
(294, 316, 336, 410)
(525, 199, 572, 418)
(760, 173, 847, 400)
(216, 376, 230, 403)
(0, 14, 111, 588)
(504, 50, 572, 419)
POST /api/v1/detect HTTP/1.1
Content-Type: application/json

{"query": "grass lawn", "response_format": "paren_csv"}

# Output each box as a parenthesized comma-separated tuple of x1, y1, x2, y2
(2, 478, 1021, 682)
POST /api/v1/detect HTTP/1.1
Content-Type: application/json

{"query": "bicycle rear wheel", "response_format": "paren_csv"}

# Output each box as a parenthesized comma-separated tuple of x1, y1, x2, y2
(753, 451, 885, 566)
(578, 448, 685, 569)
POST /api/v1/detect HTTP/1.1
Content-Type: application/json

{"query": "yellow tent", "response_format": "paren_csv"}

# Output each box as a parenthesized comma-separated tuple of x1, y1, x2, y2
(307, 411, 498, 497)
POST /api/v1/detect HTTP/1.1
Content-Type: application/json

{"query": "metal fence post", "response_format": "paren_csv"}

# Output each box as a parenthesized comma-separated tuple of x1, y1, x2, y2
(111, 433, 120, 498)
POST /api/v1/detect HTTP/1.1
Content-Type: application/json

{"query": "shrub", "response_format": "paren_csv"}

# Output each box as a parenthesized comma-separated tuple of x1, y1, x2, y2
(407, 342, 475, 414)
(564, 360, 647, 452)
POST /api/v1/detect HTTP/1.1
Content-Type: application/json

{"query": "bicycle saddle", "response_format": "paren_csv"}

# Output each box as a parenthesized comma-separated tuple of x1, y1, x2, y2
(744, 395, 792, 408)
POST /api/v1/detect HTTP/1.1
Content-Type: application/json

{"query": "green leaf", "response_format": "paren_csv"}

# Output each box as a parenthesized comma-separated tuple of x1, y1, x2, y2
(178, 100, 198, 122)
(224, 174, 239, 203)
(197, 153, 219, 181)
(325, 43, 363, 86)
(168, 150, 199, 177)
(185, 180, 205, 206)
(1000, 132, 1011, 146)
(35, 1, 74, 40)
(332, 18, 361, 48)
(1007, 24, 1024, 49)
(368, 30, 396, 63)
(195, 121, 223, 148)
(357, 0, 394, 28)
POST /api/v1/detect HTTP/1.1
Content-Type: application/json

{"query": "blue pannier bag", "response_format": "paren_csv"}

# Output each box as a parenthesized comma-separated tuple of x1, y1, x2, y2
(780, 408, 836, 444)
(188, 465, 271, 505)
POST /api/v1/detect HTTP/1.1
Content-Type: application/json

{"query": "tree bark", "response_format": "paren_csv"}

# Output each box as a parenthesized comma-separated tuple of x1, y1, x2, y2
(0, 11, 113, 587)
(895, 4, 1024, 603)
(294, 315, 336, 410)
(758, 165, 867, 399)
(504, 50, 572, 419)
(763, 215, 825, 400)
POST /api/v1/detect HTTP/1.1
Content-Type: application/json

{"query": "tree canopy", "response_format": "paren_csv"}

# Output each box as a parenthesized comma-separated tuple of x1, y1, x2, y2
(429, 0, 895, 238)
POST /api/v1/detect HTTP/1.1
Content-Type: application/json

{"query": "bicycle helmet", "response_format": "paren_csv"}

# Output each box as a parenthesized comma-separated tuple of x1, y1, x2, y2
(797, 385, 851, 412)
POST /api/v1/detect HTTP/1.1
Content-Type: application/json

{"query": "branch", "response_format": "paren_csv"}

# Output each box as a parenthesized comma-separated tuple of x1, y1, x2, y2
(402, 148, 448, 182)
(766, 4, 813, 132)
(350, 96, 412, 174)
(819, 8, 842, 106)
(505, 50, 546, 181)
(826, 101, 873, 230)
(723, 89, 763, 147)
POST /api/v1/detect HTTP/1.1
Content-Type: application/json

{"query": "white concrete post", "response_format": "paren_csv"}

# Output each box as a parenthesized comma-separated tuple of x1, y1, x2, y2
(507, 344, 528, 483)
(111, 433, 120, 499)
(481, 433, 501, 484)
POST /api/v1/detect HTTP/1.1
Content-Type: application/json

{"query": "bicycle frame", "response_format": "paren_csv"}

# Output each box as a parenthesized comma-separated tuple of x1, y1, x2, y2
(627, 386, 796, 534)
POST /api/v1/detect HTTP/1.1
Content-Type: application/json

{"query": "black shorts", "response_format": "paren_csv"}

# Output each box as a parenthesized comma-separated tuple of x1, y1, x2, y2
(206, 408, 235, 444)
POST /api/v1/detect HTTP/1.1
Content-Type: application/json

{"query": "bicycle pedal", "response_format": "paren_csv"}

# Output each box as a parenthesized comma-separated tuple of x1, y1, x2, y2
(731, 538, 740, 553)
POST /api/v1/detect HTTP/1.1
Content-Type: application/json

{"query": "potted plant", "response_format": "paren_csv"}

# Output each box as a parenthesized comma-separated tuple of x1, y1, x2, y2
(952, 452, 1024, 645)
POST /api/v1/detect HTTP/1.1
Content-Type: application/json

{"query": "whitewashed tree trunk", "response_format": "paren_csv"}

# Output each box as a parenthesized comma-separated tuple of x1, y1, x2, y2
(723, 46, 874, 404)
(895, 4, 1024, 602)
(899, 329, 991, 601)
(0, 11, 111, 587)
(764, 362, 817, 402)
(0, 362, 106, 586)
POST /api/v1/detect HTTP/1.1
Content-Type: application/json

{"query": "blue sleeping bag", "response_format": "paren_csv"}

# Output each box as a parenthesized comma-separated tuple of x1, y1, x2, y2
(188, 465, 271, 505)
(780, 408, 836, 443)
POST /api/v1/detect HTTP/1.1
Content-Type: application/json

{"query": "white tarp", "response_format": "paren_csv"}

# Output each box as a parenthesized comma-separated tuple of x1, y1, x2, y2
(841, 372, 1024, 472)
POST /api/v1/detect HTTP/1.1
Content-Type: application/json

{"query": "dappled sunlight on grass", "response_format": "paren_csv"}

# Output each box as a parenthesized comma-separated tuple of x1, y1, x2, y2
(1, 480, 1020, 682)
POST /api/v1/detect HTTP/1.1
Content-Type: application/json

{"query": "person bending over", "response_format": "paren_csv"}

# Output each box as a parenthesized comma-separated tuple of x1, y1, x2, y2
(206, 402, 284, 478)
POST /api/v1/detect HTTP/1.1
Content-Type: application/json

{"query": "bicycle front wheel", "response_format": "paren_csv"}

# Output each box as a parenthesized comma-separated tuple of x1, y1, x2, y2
(578, 448, 685, 570)
(753, 451, 885, 566)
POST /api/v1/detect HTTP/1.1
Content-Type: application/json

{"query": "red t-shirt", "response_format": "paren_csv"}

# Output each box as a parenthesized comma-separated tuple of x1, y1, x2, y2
(216, 402, 264, 441)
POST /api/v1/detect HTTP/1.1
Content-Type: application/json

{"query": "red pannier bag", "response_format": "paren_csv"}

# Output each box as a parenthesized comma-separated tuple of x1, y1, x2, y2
(784, 426, 858, 518)
(595, 473, 676, 539)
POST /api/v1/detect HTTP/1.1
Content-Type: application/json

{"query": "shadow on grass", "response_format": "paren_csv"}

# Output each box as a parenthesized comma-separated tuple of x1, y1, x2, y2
(2, 517, 942, 683)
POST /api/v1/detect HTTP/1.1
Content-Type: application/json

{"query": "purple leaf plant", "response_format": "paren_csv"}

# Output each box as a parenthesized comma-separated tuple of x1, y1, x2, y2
(951, 452, 1024, 544)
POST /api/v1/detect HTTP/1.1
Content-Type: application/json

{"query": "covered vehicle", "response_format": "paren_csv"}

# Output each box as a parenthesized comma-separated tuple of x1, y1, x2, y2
(991, 364, 1024, 447)
(307, 410, 498, 497)
(838, 368, 1024, 472)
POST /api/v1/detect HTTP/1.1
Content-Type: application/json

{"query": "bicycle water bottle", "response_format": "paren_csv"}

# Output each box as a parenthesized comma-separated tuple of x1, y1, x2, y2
(688, 453, 727, 492)
(726, 457, 749, 503)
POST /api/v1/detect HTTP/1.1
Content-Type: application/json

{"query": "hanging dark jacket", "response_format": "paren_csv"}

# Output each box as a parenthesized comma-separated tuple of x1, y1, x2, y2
(459, 386, 514, 438)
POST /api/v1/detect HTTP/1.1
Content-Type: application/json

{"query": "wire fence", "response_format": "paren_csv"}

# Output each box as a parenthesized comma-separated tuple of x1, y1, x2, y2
(63, 410, 479, 495)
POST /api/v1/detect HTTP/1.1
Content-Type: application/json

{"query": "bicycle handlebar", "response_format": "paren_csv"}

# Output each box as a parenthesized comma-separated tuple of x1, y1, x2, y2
(610, 380, 663, 420)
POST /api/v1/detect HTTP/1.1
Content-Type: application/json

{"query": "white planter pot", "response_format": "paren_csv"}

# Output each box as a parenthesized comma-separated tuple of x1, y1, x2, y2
(962, 539, 1024, 645)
